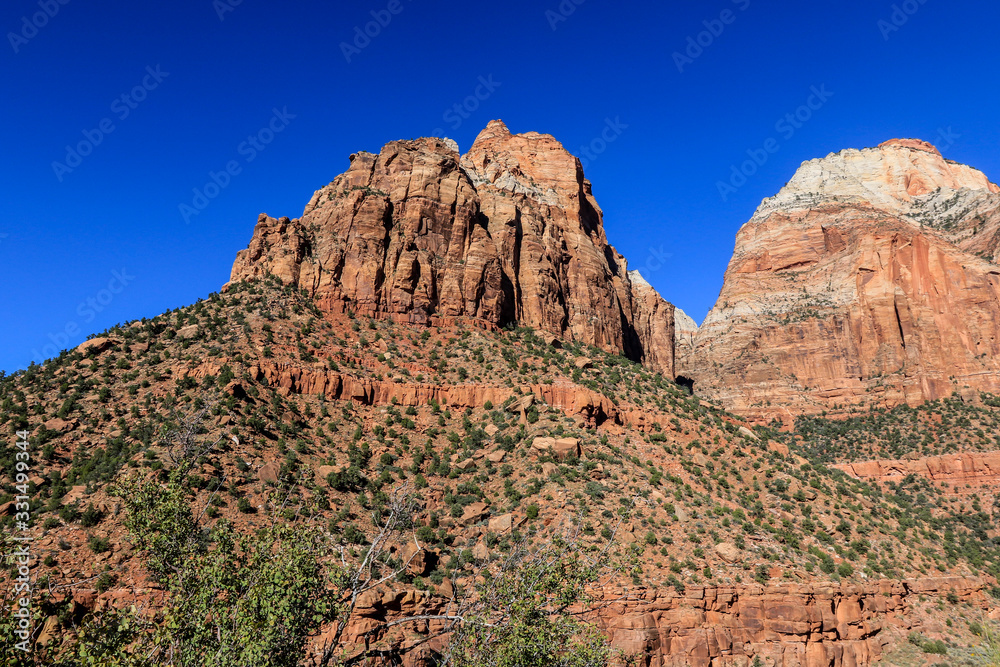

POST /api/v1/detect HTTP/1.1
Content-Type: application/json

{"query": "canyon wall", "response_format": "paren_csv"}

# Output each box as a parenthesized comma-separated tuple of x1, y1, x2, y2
(678, 139, 1000, 421)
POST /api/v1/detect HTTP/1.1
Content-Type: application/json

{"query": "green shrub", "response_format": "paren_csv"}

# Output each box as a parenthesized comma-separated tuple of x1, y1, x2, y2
(80, 503, 102, 528)
(342, 523, 367, 545)
(61, 470, 344, 667)
(88, 535, 111, 554)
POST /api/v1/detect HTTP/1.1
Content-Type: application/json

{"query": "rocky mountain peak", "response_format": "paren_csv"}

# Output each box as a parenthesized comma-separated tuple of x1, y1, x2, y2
(680, 138, 1000, 421)
(230, 122, 676, 374)
(757, 138, 999, 221)
(877, 137, 943, 155)
(473, 118, 513, 142)
(462, 119, 586, 211)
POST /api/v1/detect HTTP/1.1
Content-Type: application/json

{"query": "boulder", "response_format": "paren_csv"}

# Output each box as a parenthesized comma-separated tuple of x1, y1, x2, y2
(176, 324, 200, 339)
(488, 513, 514, 533)
(554, 438, 581, 460)
(400, 543, 437, 576)
(510, 394, 535, 413)
(532, 436, 581, 461)
(42, 418, 77, 434)
(715, 542, 741, 563)
(258, 461, 281, 484)
(77, 337, 116, 355)
(768, 441, 790, 457)
(224, 381, 247, 399)
(461, 502, 489, 525)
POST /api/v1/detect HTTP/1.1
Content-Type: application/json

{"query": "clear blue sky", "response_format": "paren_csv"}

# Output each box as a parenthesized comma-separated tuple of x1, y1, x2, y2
(4, 0, 1000, 372)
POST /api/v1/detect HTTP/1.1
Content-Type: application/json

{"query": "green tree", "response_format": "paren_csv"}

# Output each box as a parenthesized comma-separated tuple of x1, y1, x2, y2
(47, 469, 342, 667)
(445, 537, 635, 667)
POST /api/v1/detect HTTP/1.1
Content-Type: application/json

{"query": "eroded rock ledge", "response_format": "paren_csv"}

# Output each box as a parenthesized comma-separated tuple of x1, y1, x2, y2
(834, 451, 1000, 495)
(596, 577, 991, 666)
(181, 358, 687, 432)
(332, 577, 992, 667)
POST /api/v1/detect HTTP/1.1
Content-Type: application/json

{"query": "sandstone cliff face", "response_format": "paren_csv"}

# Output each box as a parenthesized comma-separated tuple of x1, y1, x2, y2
(679, 139, 1000, 421)
(230, 120, 675, 374)
(332, 577, 993, 667)
(834, 451, 1000, 496)
(598, 577, 991, 667)
(671, 304, 700, 363)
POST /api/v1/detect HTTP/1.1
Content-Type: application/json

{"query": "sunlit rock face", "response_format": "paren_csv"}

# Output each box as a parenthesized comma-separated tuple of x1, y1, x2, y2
(230, 120, 676, 375)
(678, 139, 1000, 421)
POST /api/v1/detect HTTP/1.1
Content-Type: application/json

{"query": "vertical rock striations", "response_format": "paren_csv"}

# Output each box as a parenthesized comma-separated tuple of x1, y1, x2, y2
(678, 139, 1000, 421)
(230, 120, 676, 375)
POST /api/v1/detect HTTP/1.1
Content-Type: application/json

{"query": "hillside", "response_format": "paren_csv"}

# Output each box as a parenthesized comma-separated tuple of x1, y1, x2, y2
(1, 278, 997, 665)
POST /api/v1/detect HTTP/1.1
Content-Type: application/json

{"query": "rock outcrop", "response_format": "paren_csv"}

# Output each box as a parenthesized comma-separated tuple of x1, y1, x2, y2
(329, 577, 992, 667)
(672, 304, 700, 361)
(597, 577, 991, 667)
(180, 358, 674, 431)
(679, 139, 1000, 421)
(834, 450, 1000, 495)
(230, 120, 676, 375)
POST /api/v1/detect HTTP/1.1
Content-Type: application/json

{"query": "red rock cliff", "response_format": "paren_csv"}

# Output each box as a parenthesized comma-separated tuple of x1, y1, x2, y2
(229, 121, 676, 375)
(678, 139, 1000, 421)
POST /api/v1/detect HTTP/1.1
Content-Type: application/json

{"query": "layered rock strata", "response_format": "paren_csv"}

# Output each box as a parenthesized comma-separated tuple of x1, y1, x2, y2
(679, 139, 1000, 421)
(230, 120, 676, 374)
(333, 577, 992, 667)
(834, 450, 1000, 495)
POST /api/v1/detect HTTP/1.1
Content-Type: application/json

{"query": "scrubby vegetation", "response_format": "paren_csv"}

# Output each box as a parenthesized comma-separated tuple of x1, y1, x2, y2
(791, 397, 1000, 462)
(1, 277, 998, 663)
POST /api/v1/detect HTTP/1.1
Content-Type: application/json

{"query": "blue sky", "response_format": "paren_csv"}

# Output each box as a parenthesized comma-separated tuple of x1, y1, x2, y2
(3, 0, 1000, 372)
